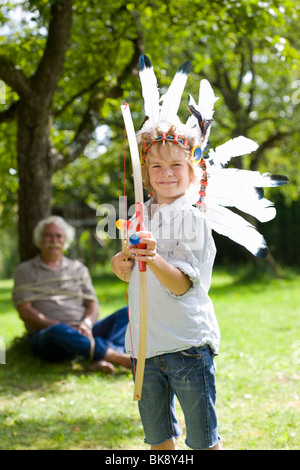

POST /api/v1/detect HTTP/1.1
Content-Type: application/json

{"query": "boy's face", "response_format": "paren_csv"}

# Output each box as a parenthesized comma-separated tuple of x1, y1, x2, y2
(148, 145, 192, 205)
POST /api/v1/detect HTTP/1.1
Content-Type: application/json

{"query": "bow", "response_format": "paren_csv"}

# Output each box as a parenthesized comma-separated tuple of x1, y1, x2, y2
(121, 103, 148, 401)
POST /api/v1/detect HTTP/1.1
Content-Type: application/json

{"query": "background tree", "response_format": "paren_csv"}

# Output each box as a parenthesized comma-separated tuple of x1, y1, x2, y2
(0, 0, 299, 271)
(0, 0, 144, 261)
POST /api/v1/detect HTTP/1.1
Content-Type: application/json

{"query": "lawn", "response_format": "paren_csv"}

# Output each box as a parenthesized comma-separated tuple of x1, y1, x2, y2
(0, 265, 299, 450)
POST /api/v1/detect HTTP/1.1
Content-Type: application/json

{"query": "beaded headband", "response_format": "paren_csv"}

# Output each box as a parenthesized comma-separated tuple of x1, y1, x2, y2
(140, 133, 190, 161)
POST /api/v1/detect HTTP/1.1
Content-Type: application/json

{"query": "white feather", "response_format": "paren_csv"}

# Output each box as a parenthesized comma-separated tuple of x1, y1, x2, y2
(209, 136, 258, 166)
(159, 62, 191, 132)
(208, 168, 287, 189)
(206, 168, 277, 222)
(234, 198, 276, 223)
(205, 204, 268, 257)
(198, 79, 219, 120)
(258, 172, 289, 187)
(206, 194, 276, 222)
(139, 58, 160, 128)
(186, 80, 218, 129)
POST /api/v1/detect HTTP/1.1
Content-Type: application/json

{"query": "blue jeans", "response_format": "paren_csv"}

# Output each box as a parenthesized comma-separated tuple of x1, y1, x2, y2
(133, 345, 220, 449)
(29, 307, 128, 362)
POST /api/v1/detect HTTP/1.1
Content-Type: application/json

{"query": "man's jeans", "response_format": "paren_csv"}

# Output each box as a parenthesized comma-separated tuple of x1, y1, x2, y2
(29, 307, 128, 362)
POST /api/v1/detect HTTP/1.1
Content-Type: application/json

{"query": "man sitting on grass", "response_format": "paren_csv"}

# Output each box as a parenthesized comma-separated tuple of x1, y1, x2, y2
(12, 216, 130, 374)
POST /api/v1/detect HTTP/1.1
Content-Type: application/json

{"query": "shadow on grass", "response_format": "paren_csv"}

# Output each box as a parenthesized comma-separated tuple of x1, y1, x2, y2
(2, 335, 129, 395)
(1, 338, 140, 450)
(1, 413, 139, 450)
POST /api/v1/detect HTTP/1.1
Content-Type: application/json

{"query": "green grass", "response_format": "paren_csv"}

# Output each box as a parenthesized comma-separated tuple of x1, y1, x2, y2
(0, 265, 299, 450)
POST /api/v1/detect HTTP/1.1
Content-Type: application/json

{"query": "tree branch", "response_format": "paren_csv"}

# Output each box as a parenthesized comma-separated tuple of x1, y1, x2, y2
(212, 61, 241, 114)
(0, 56, 31, 97)
(50, 22, 143, 173)
(53, 77, 104, 117)
(0, 100, 19, 122)
(30, 0, 73, 104)
(236, 40, 246, 93)
(50, 91, 104, 172)
(250, 130, 292, 170)
(246, 42, 256, 116)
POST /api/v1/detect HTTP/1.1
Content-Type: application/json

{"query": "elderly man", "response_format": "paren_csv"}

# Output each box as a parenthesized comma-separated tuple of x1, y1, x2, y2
(12, 216, 130, 373)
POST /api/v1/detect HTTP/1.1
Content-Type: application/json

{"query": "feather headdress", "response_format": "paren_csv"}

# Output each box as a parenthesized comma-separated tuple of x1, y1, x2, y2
(136, 54, 288, 258)
(138, 55, 191, 135)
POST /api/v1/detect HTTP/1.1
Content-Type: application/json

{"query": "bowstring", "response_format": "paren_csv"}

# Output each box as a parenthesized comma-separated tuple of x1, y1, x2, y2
(123, 122, 136, 380)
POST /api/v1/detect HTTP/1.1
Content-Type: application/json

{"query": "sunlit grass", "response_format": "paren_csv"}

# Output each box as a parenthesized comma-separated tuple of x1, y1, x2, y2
(0, 266, 299, 450)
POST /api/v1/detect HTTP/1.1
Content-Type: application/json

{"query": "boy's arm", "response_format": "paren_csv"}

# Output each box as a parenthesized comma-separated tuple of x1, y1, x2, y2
(148, 254, 192, 296)
(130, 232, 192, 296)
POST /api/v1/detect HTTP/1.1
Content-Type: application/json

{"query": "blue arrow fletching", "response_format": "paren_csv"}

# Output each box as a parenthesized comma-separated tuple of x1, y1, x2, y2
(129, 234, 141, 245)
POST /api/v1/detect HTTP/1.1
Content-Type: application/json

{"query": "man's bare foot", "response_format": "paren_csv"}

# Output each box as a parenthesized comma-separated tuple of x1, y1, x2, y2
(89, 360, 115, 374)
(104, 347, 131, 369)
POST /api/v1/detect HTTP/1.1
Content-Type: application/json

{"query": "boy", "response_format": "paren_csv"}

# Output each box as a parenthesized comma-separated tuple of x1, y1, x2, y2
(111, 128, 221, 450)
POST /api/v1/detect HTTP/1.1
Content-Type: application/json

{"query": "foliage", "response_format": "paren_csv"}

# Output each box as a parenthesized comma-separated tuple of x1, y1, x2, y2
(0, 265, 299, 450)
(0, 0, 299, 269)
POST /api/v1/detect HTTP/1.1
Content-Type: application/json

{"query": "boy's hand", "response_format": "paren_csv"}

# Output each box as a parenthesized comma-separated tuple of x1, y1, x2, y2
(111, 251, 134, 281)
(129, 231, 157, 264)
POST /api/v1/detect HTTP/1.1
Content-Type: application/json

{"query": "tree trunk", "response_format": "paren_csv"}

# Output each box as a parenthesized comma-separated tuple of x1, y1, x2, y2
(0, 0, 141, 262)
(17, 100, 52, 261)
(15, 0, 74, 261)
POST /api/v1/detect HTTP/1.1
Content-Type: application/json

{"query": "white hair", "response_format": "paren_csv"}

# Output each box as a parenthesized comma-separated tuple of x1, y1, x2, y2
(33, 216, 75, 250)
